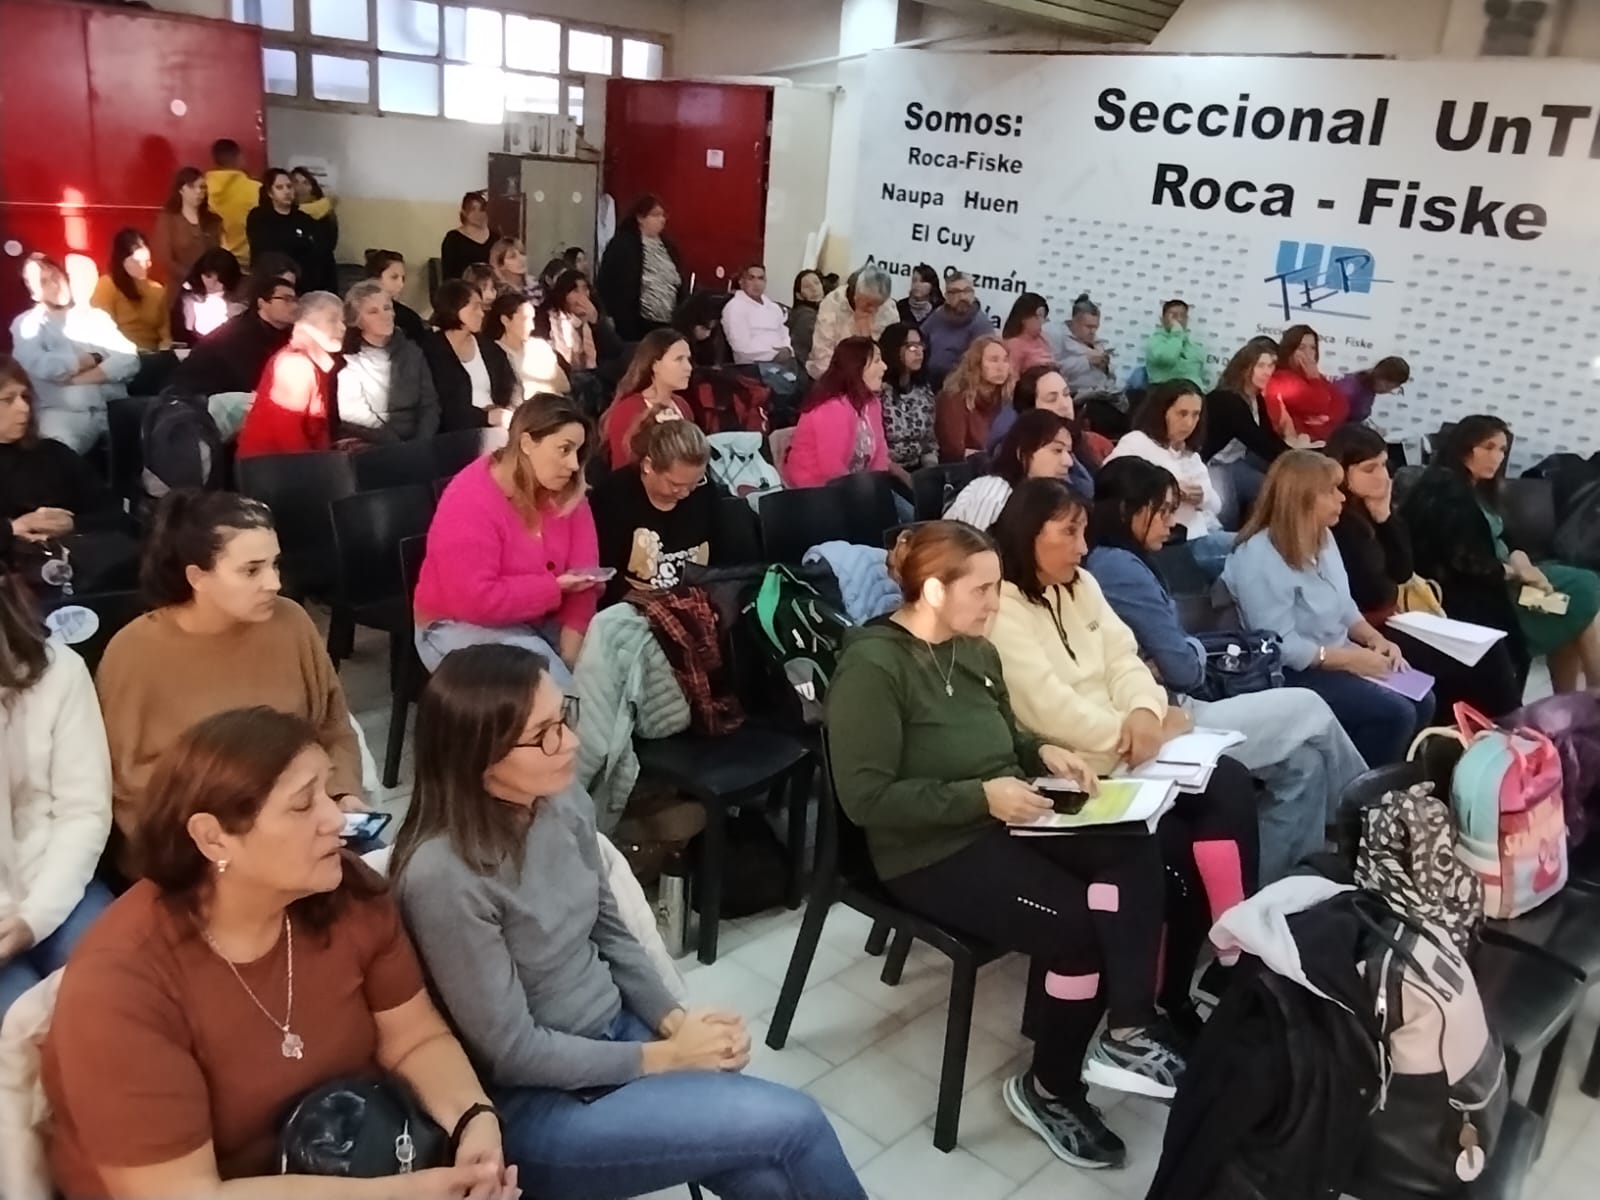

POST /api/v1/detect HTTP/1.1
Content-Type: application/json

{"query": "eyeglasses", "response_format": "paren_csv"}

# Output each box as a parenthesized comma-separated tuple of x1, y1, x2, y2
(515, 696, 580, 755)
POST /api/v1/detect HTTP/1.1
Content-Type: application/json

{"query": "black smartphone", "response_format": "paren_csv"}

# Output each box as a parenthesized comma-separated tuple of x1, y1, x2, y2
(1037, 787, 1088, 815)
(342, 811, 393, 842)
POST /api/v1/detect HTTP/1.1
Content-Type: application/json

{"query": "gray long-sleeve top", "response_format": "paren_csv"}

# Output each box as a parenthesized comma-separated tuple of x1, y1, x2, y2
(393, 783, 680, 1090)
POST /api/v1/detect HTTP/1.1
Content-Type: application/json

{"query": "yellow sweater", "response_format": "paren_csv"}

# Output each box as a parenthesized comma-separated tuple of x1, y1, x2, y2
(988, 573, 1168, 773)
(89, 276, 169, 351)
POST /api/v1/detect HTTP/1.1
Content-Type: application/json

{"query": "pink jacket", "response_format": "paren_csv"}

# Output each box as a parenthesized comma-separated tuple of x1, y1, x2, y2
(415, 457, 599, 633)
(782, 394, 890, 488)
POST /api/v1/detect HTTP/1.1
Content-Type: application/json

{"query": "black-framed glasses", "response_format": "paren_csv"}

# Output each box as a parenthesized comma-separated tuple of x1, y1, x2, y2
(516, 696, 580, 755)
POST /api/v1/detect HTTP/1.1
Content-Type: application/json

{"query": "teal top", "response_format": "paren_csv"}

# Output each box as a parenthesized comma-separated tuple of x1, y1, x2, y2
(1478, 502, 1510, 561)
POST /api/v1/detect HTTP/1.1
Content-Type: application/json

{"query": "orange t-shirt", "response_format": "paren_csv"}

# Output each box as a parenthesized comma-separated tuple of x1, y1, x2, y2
(43, 869, 424, 1195)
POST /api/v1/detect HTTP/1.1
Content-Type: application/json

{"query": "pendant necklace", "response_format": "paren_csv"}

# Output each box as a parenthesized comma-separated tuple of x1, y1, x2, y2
(203, 915, 304, 1060)
(924, 638, 957, 697)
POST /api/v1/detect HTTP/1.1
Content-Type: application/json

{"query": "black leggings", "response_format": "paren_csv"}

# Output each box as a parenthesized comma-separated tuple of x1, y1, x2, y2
(886, 825, 1166, 1099)
(1155, 757, 1261, 1014)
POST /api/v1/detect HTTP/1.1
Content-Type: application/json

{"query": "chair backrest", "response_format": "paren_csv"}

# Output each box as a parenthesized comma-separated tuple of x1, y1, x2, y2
(911, 460, 979, 520)
(431, 427, 507, 480)
(330, 486, 436, 608)
(234, 451, 357, 599)
(768, 426, 795, 474)
(817, 729, 886, 894)
(1502, 476, 1555, 561)
(712, 493, 764, 565)
(757, 486, 857, 563)
(1392, 464, 1425, 509)
(826, 471, 900, 546)
(400, 534, 427, 600)
(351, 440, 437, 492)
(54, 590, 147, 676)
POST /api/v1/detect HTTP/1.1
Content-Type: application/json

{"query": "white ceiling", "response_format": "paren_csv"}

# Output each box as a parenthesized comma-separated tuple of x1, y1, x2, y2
(922, 0, 1182, 42)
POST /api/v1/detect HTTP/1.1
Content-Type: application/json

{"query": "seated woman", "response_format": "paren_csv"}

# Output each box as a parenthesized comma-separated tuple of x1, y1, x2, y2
(1403, 414, 1600, 694)
(989, 480, 1259, 1023)
(235, 290, 346, 458)
(414, 395, 599, 683)
(828, 521, 1185, 1169)
(490, 236, 541, 305)
(877, 321, 937, 472)
(0, 555, 113, 1022)
(934, 335, 1011, 462)
(96, 491, 365, 869)
(393, 646, 864, 1200)
(1203, 336, 1288, 525)
(489, 291, 569, 402)
(787, 270, 823, 368)
(986, 364, 1113, 471)
(539, 268, 624, 376)
(336, 279, 440, 446)
(601, 330, 694, 469)
(174, 247, 244, 344)
(364, 248, 428, 345)
(1223, 451, 1435, 766)
(592, 418, 718, 604)
(1264, 325, 1345, 444)
(90, 229, 171, 353)
(1084, 457, 1367, 883)
(1327, 424, 1527, 717)
(944, 409, 1082, 530)
(2, 356, 125, 541)
(1003, 292, 1055, 377)
(782, 336, 903, 496)
(42, 708, 519, 1200)
(423, 279, 516, 433)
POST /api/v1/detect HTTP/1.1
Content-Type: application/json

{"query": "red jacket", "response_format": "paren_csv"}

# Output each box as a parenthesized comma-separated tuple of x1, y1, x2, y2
(1263, 368, 1347, 442)
(236, 344, 336, 458)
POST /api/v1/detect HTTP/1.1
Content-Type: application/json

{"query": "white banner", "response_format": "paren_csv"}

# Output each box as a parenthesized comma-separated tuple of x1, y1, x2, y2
(854, 51, 1600, 462)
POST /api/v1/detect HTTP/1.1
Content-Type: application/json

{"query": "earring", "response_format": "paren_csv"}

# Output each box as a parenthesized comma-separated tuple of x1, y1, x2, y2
(216, 859, 230, 875)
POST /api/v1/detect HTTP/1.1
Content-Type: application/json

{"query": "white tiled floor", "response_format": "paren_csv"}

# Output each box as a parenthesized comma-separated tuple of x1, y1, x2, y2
(336, 627, 1598, 1200)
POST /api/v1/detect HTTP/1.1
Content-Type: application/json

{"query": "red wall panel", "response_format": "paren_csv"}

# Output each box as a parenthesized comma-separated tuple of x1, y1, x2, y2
(604, 80, 771, 291)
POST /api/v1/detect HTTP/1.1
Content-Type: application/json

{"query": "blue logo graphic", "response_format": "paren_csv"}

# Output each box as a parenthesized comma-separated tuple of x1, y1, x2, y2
(1265, 240, 1391, 322)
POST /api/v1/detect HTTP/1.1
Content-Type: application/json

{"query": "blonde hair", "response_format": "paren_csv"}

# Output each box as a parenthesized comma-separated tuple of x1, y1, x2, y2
(489, 237, 524, 273)
(1235, 449, 1342, 569)
(494, 394, 591, 519)
(940, 335, 1012, 415)
(633, 416, 708, 470)
(886, 520, 995, 604)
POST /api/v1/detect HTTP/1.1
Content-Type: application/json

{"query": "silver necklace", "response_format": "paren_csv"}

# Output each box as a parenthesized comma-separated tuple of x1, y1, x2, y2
(203, 916, 303, 1060)
(923, 638, 957, 697)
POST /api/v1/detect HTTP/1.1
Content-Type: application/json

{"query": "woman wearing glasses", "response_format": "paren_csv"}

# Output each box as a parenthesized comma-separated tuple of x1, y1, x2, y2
(391, 646, 864, 1200)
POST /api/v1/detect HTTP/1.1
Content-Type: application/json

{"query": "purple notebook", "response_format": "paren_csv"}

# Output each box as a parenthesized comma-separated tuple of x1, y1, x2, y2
(1373, 666, 1436, 702)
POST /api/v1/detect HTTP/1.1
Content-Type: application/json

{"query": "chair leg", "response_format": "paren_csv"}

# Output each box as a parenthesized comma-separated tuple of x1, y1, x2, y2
(1526, 1020, 1572, 1124)
(766, 891, 833, 1050)
(688, 1186, 705, 1200)
(695, 802, 729, 965)
(382, 690, 409, 790)
(933, 956, 979, 1152)
(784, 759, 815, 910)
(327, 607, 355, 669)
(865, 919, 891, 956)
(1583, 1024, 1600, 1099)
(881, 929, 913, 986)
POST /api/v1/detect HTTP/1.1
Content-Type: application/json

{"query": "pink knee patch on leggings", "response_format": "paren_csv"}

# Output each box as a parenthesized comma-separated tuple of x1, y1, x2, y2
(1086, 882, 1120, 912)
(1044, 971, 1100, 1001)
(1194, 839, 1246, 922)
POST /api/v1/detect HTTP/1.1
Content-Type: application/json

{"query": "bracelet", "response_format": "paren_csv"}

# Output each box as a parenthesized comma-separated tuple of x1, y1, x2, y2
(449, 1103, 500, 1154)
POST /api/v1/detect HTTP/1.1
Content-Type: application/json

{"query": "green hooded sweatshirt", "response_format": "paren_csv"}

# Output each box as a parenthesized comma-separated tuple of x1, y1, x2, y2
(1144, 325, 1209, 388)
(825, 620, 1045, 880)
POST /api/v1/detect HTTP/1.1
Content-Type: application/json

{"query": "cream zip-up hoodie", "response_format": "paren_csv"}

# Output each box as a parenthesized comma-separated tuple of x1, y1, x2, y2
(989, 571, 1167, 774)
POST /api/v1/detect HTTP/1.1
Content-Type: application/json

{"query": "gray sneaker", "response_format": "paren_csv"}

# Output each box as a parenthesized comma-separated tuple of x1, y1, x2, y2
(1082, 1023, 1186, 1100)
(1002, 1072, 1127, 1169)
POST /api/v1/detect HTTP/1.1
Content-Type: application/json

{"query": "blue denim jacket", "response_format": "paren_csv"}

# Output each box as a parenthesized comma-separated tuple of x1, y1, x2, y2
(1085, 546, 1205, 693)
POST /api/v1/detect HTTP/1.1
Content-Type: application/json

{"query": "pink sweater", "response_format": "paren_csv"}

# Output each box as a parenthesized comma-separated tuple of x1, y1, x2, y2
(414, 457, 599, 633)
(782, 394, 890, 488)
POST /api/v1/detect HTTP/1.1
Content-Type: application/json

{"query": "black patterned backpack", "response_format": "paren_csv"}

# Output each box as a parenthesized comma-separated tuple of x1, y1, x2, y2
(1355, 779, 1484, 956)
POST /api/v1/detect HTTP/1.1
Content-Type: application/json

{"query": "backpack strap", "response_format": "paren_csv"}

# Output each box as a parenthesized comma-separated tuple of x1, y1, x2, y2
(1407, 725, 1467, 762)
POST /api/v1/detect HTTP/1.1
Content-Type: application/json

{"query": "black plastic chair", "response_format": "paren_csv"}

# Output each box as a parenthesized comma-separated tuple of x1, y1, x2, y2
(756, 486, 858, 564)
(431, 426, 508, 479)
(910, 460, 980, 520)
(825, 471, 900, 545)
(632, 728, 814, 964)
(379, 534, 431, 788)
(1501, 478, 1557, 562)
(235, 451, 357, 600)
(327, 485, 436, 670)
(712, 494, 763, 566)
(104, 395, 150, 508)
(1467, 1101, 1541, 1200)
(352, 440, 438, 492)
(767, 735, 1004, 1152)
(1336, 763, 1586, 1127)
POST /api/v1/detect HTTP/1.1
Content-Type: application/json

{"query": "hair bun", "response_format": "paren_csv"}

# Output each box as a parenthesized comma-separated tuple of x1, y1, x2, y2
(1074, 292, 1091, 304)
(885, 530, 913, 585)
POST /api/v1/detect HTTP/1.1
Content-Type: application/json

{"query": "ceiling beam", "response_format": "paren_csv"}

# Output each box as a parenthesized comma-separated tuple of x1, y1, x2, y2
(970, 0, 1176, 42)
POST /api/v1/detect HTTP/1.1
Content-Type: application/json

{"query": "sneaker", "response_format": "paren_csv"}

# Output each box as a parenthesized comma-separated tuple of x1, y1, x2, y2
(1082, 1022, 1186, 1100)
(1002, 1071, 1127, 1169)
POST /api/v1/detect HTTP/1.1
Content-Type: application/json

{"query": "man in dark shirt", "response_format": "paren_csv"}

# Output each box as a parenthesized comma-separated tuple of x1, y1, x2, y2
(168, 273, 296, 397)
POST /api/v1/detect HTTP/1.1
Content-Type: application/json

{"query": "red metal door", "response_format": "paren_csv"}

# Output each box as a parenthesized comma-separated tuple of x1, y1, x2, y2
(604, 80, 771, 291)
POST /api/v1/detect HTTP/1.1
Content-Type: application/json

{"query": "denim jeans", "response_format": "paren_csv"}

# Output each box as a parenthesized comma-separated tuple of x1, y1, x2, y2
(494, 1011, 865, 1200)
(1283, 667, 1436, 768)
(1211, 457, 1268, 529)
(0, 881, 114, 1025)
(415, 619, 573, 690)
(1188, 529, 1238, 582)
(1185, 687, 1369, 883)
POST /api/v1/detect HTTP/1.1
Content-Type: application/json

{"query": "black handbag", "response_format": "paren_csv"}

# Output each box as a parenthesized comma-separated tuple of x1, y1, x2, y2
(279, 1076, 448, 1177)
(1190, 629, 1285, 702)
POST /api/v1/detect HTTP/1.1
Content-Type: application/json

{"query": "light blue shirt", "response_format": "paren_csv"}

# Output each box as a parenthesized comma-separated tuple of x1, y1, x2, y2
(1221, 530, 1360, 671)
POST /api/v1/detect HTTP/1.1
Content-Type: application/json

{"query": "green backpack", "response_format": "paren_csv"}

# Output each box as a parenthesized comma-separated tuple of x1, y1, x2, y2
(743, 565, 854, 725)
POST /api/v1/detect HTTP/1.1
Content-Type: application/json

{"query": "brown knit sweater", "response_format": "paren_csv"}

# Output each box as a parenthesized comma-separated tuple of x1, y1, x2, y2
(95, 598, 363, 844)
